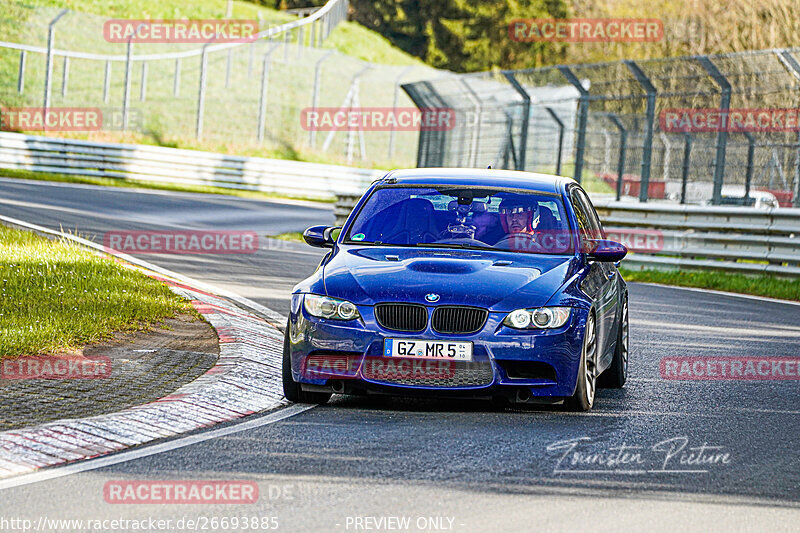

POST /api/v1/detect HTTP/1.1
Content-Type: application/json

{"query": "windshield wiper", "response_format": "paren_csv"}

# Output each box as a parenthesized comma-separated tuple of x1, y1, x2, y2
(415, 243, 495, 251)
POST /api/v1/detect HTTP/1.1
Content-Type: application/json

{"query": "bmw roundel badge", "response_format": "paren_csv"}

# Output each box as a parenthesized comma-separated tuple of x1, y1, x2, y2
(425, 293, 440, 303)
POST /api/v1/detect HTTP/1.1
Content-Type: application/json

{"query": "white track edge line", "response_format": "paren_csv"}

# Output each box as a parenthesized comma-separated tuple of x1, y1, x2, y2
(629, 281, 800, 307)
(0, 404, 315, 491)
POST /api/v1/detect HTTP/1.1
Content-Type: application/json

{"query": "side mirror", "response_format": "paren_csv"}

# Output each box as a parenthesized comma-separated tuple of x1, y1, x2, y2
(303, 225, 340, 248)
(584, 239, 627, 262)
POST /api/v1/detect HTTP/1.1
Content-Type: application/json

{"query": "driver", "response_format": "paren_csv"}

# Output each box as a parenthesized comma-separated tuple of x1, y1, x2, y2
(499, 196, 538, 235)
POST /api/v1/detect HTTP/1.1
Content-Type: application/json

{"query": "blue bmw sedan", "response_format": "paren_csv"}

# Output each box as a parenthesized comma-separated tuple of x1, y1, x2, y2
(283, 169, 629, 411)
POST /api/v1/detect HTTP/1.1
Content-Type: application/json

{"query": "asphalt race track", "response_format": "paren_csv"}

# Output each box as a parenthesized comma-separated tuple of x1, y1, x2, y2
(1, 177, 799, 531)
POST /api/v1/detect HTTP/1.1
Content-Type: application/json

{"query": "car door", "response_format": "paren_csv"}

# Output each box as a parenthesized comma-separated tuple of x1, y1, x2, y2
(571, 187, 618, 367)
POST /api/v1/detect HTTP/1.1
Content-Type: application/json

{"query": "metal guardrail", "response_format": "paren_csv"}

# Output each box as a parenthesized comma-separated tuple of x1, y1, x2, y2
(593, 201, 800, 276)
(334, 193, 800, 276)
(0, 131, 381, 199)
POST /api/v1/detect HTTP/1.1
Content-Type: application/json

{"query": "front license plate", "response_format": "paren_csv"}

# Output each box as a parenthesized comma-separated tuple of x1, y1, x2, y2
(384, 339, 473, 362)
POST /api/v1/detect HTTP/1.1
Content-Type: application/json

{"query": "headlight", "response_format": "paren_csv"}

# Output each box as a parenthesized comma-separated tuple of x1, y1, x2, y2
(303, 294, 361, 321)
(503, 307, 571, 329)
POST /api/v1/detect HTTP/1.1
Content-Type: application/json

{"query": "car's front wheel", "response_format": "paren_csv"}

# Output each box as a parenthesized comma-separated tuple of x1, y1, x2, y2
(599, 294, 628, 388)
(282, 322, 331, 405)
(566, 312, 597, 411)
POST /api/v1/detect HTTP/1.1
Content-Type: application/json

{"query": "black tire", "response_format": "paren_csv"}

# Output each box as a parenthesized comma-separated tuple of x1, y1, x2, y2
(599, 295, 628, 389)
(566, 312, 597, 412)
(282, 322, 331, 405)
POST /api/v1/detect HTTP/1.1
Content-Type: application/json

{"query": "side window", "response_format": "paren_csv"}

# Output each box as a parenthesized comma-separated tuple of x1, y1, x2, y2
(570, 190, 594, 242)
(571, 188, 604, 240)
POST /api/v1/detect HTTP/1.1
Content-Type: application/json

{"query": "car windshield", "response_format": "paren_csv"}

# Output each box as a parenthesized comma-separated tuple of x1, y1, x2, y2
(344, 185, 574, 254)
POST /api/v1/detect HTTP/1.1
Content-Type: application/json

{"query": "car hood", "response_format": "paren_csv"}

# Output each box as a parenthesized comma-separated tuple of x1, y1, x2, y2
(322, 246, 577, 311)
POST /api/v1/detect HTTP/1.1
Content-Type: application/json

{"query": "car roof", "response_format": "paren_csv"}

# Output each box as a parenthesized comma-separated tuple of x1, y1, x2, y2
(378, 168, 576, 195)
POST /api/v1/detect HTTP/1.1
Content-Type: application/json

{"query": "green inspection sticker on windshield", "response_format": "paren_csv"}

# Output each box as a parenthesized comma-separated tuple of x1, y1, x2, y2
(352, 233, 366, 241)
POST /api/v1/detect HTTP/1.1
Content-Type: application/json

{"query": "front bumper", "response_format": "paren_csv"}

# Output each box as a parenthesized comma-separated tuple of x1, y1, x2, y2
(287, 294, 588, 399)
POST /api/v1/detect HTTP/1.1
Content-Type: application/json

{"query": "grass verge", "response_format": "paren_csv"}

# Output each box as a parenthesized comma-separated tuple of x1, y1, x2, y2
(620, 268, 800, 302)
(0, 224, 193, 358)
(270, 231, 305, 242)
(0, 168, 336, 204)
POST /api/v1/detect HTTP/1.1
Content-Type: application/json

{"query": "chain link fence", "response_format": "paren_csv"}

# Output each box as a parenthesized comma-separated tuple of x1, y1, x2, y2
(403, 48, 800, 207)
(0, 0, 440, 169)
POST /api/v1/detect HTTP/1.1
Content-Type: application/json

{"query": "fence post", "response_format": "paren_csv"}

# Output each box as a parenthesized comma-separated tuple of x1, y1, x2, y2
(17, 51, 25, 93)
(123, 23, 145, 131)
(139, 61, 147, 102)
(775, 50, 800, 207)
(43, 9, 68, 113)
(461, 79, 484, 168)
(557, 66, 589, 183)
(103, 60, 111, 103)
(544, 107, 565, 176)
(60, 57, 69, 98)
(502, 72, 530, 171)
(744, 132, 755, 202)
(196, 42, 210, 140)
(696, 55, 730, 206)
(257, 45, 279, 142)
(681, 133, 692, 204)
(625, 60, 657, 203)
(173, 58, 181, 97)
(605, 113, 627, 201)
(344, 65, 371, 163)
(309, 50, 335, 147)
(298, 26, 304, 59)
(248, 41, 255, 77)
(388, 66, 413, 159)
(658, 131, 671, 181)
(795, 132, 800, 208)
(601, 127, 612, 173)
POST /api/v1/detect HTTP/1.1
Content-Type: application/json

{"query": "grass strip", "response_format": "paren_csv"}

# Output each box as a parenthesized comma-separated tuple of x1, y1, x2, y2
(0, 224, 193, 358)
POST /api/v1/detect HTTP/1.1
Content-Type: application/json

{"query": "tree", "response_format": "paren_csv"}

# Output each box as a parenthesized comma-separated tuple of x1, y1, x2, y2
(350, 0, 569, 72)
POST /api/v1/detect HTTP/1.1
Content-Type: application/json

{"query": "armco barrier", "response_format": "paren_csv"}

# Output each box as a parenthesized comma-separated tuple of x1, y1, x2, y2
(334, 193, 800, 277)
(0, 131, 382, 199)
